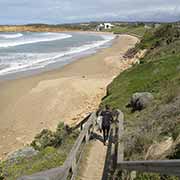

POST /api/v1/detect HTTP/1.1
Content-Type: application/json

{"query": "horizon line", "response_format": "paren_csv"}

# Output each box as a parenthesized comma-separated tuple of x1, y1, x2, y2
(0, 20, 180, 26)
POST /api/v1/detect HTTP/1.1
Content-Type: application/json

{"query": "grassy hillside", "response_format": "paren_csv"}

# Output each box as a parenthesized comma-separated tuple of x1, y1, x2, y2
(0, 23, 146, 36)
(110, 24, 146, 37)
(102, 24, 180, 179)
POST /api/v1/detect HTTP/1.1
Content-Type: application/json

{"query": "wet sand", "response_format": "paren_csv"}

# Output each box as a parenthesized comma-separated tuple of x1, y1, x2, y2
(0, 35, 139, 160)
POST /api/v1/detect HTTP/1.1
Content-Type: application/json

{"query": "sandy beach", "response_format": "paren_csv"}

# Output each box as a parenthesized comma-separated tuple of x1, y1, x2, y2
(0, 34, 139, 160)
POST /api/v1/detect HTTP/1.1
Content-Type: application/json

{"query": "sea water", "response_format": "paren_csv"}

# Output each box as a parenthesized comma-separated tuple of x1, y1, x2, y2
(0, 32, 115, 79)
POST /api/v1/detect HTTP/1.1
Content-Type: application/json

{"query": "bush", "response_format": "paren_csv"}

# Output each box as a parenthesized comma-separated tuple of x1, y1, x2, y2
(31, 122, 70, 150)
(31, 129, 55, 150)
(135, 173, 178, 180)
(1, 122, 79, 179)
(53, 122, 67, 147)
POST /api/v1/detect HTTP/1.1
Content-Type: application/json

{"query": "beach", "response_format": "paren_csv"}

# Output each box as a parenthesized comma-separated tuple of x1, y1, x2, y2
(0, 34, 139, 160)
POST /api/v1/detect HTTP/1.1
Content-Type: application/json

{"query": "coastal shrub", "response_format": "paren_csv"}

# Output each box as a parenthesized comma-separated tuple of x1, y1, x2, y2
(137, 24, 180, 55)
(53, 122, 67, 147)
(134, 173, 179, 180)
(31, 122, 76, 150)
(31, 129, 55, 150)
(2, 122, 79, 180)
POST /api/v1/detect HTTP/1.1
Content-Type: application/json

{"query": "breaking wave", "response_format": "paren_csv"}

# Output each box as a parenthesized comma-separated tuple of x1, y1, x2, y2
(0, 33, 72, 48)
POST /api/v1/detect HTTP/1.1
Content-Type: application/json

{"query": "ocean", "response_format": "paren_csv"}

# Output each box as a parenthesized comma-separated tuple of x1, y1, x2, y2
(0, 32, 115, 79)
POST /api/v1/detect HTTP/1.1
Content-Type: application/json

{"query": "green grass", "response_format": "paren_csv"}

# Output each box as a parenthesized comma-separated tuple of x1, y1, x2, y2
(0, 123, 79, 180)
(102, 55, 180, 114)
(102, 24, 180, 179)
(1, 147, 65, 180)
(109, 25, 147, 37)
(134, 173, 178, 180)
(102, 24, 180, 114)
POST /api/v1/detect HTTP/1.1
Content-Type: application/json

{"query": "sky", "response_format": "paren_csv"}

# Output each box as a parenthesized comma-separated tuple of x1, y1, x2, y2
(0, 0, 180, 25)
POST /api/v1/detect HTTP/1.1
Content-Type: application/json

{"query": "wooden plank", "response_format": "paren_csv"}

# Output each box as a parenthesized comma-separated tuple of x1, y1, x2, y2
(63, 112, 97, 178)
(117, 160, 180, 177)
(18, 166, 68, 180)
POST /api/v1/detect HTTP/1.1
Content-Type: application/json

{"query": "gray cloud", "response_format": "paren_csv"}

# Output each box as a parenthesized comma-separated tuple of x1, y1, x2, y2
(0, 0, 180, 24)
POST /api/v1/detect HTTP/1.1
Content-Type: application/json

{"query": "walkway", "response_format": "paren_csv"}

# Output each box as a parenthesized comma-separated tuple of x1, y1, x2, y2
(77, 130, 107, 180)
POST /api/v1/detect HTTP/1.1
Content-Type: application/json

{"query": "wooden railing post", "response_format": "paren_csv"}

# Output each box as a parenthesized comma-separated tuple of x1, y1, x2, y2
(85, 130, 90, 143)
(80, 123, 83, 131)
(116, 110, 124, 178)
(71, 155, 77, 174)
(117, 110, 124, 163)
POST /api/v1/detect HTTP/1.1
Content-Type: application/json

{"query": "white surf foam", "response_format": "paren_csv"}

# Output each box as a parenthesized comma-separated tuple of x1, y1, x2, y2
(0, 33, 23, 39)
(0, 34, 115, 76)
(0, 33, 72, 48)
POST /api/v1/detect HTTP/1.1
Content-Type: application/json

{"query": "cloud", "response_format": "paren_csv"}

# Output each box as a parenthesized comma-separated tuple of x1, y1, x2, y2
(0, 0, 180, 24)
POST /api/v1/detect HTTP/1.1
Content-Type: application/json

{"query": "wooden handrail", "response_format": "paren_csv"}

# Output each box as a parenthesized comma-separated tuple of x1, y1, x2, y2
(18, 112, 97, 180)
(70, 113, 92, 131)
(18, 109, 180, 179)
(115, 110, 180, 178)
(117, 160, 180, 177)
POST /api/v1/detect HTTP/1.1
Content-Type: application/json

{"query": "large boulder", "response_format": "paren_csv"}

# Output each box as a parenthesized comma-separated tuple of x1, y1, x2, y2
(129, 92, 154, 111)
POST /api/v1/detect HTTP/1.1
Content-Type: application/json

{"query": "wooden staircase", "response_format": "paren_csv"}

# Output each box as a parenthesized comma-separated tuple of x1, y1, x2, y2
(18, 110, 180, 180)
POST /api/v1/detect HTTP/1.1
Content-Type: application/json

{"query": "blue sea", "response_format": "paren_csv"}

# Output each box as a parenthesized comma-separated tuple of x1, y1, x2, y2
(0, 32, 115, 79)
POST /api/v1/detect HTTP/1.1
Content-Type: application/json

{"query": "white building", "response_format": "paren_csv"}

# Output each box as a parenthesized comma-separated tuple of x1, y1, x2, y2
(96, 24, 103, 31)
(104, 23, 114, 29)
(96, 23, 114, 31)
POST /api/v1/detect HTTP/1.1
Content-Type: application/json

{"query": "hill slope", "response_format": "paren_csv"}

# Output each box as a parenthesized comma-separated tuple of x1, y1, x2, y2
(102, 24, 180, 179)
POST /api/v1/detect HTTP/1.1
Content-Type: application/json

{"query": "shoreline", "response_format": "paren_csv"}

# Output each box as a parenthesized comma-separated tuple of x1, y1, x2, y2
(0, 31, 114, 81)
(0, 34, 139, 160)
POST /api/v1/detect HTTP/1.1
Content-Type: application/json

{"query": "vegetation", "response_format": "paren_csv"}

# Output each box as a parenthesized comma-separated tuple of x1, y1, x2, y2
(102, 24, 180, 179)
(1, 23, 180, 179)
(0, 22, 147, 35)
(0, 123, 79, 180)
(0, 23, 98, 32)
(109, 24, 147, 37)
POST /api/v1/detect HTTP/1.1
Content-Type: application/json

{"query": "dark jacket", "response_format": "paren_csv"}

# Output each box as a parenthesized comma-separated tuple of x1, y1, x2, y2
(100, 110, 113, 128)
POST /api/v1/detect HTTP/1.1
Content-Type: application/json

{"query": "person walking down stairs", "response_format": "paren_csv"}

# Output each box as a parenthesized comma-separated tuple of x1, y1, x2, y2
(100, 105, 113, 145)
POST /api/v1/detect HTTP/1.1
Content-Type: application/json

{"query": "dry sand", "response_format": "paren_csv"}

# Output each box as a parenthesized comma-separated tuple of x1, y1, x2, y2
(0, 35, 139, 160)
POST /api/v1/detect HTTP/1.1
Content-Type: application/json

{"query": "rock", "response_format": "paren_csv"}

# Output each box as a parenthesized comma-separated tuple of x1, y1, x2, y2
(129, 92, 154, 111)
(145, 137, 173, 160)
(7, 147, 39, 162)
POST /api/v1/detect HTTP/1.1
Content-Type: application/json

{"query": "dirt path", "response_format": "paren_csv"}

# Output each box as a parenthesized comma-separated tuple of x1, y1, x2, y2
(77, 131, 107, 180)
